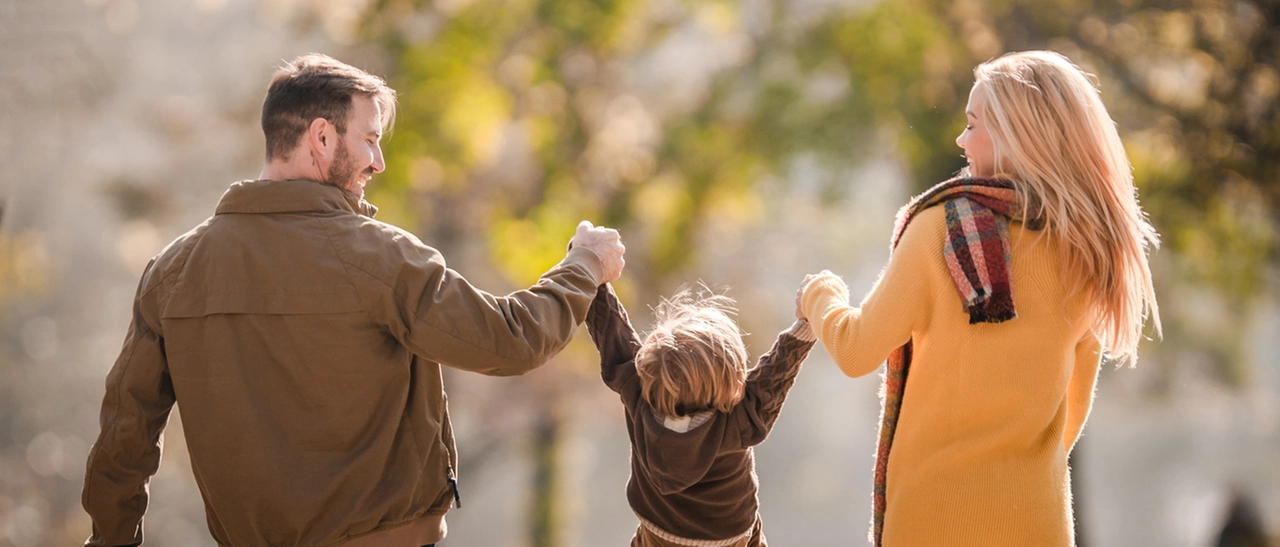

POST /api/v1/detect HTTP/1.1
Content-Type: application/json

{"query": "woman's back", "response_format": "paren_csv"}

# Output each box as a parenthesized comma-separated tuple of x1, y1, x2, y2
(882, 206, 1099, 545)
(799, 50, 1158, 546)
(802, 205, 1100, 545)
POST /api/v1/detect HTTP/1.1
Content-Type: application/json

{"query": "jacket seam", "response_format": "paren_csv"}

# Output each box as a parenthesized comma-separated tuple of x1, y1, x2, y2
(314, 216, 379, 326)
(327, 224, 586, 365)
(104, 228, 197, 425)
(336, 256, 535, 363)
(314, 214, 458, 544)
(85, 226, 197, 542)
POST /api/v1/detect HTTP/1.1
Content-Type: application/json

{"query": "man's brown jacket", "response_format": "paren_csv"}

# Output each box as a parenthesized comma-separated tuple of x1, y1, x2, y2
(82, 179, 604, 546)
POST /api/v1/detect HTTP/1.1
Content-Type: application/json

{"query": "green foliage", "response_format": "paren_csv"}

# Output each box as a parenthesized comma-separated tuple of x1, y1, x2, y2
(941, 0, 1279, 385)
(362, 0, 1278, 386)
(364, 0, 969, 291)
(346, 0, 1280, 542)
(811, 0, 971, 186)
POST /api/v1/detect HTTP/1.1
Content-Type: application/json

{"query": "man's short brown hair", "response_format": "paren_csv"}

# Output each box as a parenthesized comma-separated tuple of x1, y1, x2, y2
(261, 53, 397, 161)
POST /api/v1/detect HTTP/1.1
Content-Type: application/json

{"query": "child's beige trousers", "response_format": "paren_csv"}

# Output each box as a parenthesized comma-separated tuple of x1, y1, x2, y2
(630, 516, 765, 547)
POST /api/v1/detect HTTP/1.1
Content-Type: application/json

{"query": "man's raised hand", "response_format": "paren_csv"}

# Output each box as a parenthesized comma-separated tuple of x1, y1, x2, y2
(571, 220, 626, 284)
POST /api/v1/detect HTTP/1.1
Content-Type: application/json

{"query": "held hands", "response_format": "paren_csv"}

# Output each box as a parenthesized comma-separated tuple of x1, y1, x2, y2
(571, 220, 626, 283)
(795, 271, 831, 320)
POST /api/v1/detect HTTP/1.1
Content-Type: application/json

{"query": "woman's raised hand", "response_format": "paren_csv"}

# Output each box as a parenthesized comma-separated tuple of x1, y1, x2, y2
(795, 271, 835, 320)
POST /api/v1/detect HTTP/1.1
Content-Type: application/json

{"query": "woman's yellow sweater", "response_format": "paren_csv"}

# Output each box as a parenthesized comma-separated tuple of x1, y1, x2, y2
(801, 206, 1102, 546)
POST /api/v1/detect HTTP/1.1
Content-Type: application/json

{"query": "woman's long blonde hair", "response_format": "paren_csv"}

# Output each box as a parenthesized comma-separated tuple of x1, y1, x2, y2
(971, 50, 1161, 364)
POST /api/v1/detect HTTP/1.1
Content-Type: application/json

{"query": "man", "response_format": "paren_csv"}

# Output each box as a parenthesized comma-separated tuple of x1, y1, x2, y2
(82, 53, 625, 547)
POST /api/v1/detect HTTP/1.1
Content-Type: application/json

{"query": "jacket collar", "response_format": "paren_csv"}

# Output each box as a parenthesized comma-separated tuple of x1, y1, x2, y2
(215, 179, 379, 218)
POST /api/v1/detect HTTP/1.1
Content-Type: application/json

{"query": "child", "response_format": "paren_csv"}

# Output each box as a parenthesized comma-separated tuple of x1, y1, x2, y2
(585, 284, 816, 547)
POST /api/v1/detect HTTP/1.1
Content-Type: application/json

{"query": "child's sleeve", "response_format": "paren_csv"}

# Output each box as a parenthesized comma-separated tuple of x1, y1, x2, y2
(736, 320, 817, 446)
(584, 284, 643, 392)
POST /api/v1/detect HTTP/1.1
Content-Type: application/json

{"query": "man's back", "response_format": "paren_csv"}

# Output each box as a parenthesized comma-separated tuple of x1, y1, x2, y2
(84, 179, 607, 546)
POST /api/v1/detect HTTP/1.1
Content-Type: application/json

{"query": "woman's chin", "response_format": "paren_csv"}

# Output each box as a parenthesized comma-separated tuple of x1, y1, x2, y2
(968, 166, 994, 178)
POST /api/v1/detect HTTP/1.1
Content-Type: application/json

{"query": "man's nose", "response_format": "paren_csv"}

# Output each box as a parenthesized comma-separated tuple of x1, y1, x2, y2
(371, 147, 386, 173)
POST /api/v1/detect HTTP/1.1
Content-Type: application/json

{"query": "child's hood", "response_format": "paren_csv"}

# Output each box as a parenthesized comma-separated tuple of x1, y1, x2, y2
(632, 407, 744, 495)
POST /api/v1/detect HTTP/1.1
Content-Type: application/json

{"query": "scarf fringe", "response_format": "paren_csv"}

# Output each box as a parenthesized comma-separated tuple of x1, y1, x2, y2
(967, 293, 1017, 324)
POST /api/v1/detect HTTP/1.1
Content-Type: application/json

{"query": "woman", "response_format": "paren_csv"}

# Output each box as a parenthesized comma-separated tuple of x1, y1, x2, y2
(798, 51, 1160, 545)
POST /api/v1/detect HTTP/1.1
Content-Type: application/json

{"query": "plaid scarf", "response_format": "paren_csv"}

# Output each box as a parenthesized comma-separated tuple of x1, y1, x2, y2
(871, 176, 1041, 546)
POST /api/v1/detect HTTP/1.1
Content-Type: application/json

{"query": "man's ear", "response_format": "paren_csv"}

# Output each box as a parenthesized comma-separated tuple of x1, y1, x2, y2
(307, 117, 335, 160)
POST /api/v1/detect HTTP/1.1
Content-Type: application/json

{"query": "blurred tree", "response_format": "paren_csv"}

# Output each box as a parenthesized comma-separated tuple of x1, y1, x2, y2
(326, 0, 1279, 541)
(918, 0, 1279, 388)
(770, 0, 1279, 387)
(354, 0, 903, 533)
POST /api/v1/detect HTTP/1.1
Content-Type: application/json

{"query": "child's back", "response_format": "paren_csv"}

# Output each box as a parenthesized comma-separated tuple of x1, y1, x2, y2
(585, 285, 816, 546)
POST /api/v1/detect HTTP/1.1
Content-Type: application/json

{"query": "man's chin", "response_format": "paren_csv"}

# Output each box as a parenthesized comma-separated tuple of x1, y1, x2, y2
(355, 174, 374, 198)
(342, 179, 367, 198)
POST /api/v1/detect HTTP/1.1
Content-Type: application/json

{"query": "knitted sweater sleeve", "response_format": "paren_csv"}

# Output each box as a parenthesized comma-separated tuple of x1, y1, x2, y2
(736, 320, 818, 447)
(1063, 334, 1103, 452)
(801, 210, 939, 378)
(584, 284, 642, 392)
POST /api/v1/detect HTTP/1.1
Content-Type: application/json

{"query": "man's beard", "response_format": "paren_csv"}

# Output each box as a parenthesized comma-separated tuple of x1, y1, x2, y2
(326, 140, 362, 196)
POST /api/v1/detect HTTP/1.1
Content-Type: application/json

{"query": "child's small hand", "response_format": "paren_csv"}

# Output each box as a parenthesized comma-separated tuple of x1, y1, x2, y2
(795, 274, 812, 320)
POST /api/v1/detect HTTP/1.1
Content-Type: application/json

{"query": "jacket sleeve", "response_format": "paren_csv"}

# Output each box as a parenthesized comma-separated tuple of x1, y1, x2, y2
(349, 226, 606, 377)
(584, 284, 643, 392)
(1063, 334, 1103, 452)
(801, 209, 938, 378)
(736, 320, 817, 447)
(82, 260, 176, 547)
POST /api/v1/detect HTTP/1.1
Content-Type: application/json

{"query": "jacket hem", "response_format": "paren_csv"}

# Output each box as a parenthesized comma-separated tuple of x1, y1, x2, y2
(636, 514, 754, 547)
(331, 511, 447, 547)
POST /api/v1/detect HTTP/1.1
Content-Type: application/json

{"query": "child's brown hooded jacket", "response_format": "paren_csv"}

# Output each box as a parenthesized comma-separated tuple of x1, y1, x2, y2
(585, 285, 815, 543)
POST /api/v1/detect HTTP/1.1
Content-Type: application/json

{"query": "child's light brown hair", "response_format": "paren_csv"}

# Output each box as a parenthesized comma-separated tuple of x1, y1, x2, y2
(634, 287, 749, 417)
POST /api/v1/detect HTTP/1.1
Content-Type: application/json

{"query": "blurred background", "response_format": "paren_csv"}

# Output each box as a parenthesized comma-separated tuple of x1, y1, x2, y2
(1, 0, 1278, 545)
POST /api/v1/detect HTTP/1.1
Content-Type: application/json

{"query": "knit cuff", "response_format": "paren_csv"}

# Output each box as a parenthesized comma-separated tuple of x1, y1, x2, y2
(785, 319, 817, 342)
(801, 272, 850, 335)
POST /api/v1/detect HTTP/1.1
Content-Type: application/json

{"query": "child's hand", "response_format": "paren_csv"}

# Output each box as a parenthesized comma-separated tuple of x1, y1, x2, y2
(795, 274, 814, 320)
